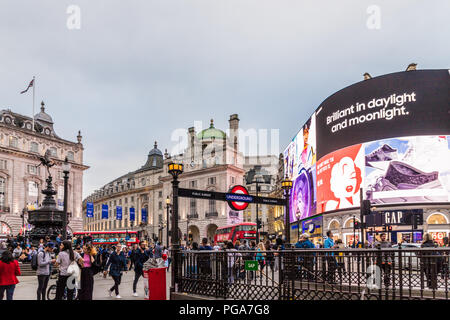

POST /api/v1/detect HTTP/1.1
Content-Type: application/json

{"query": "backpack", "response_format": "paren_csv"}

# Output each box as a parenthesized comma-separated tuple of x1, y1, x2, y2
(31, 251, 43, 271)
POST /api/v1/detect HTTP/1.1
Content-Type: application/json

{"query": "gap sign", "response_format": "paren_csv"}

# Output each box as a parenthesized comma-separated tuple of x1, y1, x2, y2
(245, 260, 258, 271)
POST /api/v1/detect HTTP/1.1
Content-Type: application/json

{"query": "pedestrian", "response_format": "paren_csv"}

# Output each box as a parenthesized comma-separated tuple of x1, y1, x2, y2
(12, 244, 22, 260)
(154, 241, 163, 259)
(375, 233, 393, 287)
(55, 240, 82, 300)
(264, 240, 275, 272)
(36, 242, 56, 300)
(226, 241, 241, 283)
(104, 244, 128, 299)
(78, 243, 97, 300)
(323, 231, 337, 284)
(100, 244, 109, 274)
(129, 244, 138, 271)
(198, 238, 212, 276)
(56, 234, 62, 247)
(421, 233, 440, 289)
(132, 241, 152, 298)
(256, 242, 266, 278)
(0, 250, 21, 300)
(335, 239, 346, 282)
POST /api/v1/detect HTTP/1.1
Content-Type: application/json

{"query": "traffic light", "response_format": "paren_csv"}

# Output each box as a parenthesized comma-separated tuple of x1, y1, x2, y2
(361, 200, 371, 215)
(257, 219, 262, 229)
(354, 221, 360, 229)
(413, 213, 423, 229)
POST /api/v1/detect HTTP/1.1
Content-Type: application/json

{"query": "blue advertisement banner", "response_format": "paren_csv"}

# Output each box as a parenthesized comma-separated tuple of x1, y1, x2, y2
(116, 206, 122, 220)
(130, 207, 135, 221)
(141, 208, 147, 222)
(102, 204, 108, 219)
(86, 202, 94, 218)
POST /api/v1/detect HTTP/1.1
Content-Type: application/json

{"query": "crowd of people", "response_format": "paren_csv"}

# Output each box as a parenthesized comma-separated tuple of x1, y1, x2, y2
(0, 234, 170, 301)
(0, 230, 449, 300)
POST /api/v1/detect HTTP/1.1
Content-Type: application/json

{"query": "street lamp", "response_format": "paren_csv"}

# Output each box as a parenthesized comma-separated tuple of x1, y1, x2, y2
(281, 177, 292, 245)
(168, 162, 183, 294)
(62, 157, 71, 241)
(165, 196, 171, 248)
(247, 177, 262, 243)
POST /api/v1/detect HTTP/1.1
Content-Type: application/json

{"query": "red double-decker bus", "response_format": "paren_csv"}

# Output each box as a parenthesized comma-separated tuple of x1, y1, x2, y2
(72, 231, 139, 246)
(214, 223, 256, 245)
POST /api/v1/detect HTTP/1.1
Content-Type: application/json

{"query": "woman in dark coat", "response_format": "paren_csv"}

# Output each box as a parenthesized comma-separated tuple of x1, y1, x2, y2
(104, 244, 127, 299)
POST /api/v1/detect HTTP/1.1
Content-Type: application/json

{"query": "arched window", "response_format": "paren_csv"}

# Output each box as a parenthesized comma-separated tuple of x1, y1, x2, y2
(344, 217, 359, 228)
(329, 220, 340, 230)
(427, 213, 448, 225)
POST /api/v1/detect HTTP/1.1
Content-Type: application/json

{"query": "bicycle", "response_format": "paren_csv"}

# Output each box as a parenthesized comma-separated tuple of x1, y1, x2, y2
(47, 274, 79, 300)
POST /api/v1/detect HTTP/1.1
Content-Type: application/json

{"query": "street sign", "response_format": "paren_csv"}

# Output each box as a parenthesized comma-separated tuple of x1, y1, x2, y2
(86, 202, 94, 218)
(227, 185, 251, 211)
(178, 185, 286, 211)
(366, 209, 423, 227)
(245, 260, 258, 271)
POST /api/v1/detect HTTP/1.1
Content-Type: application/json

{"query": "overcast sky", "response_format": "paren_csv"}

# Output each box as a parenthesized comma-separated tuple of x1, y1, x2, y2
(0, 0, 448, 198)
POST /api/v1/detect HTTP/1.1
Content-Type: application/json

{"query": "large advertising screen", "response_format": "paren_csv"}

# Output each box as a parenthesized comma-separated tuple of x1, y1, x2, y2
(285, 69, 450, 216)
(285, 115, 317, 222)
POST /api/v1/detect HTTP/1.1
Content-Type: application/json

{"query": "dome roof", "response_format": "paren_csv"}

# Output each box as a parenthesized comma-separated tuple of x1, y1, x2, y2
(34, 101, 53, 124)
(148, 141, 163, 156)
(197, 119, 226, 140)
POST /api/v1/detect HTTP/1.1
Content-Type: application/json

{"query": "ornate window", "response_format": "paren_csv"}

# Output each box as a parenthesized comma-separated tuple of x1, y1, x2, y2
(27, 165, 40, 175)
(30, 142, 39, 153)
(208, 199, 216, 213)
(427, 213, 448, 225)
(9, 136, 18, 148)
(0, 159, 6, 170)
(49, 147, 57, 157)
(67, 151, 74, 161)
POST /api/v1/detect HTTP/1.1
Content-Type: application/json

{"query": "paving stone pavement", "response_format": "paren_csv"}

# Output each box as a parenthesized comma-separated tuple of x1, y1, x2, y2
(14, 269, 172, 300)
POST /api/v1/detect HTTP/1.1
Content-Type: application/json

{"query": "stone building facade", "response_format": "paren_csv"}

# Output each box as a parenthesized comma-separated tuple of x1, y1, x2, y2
(83, 114, 281, 245)
(0, 102, 89, 239)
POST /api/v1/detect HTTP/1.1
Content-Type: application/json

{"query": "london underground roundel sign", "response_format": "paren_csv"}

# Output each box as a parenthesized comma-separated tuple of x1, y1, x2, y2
(226, 185, 253, 211)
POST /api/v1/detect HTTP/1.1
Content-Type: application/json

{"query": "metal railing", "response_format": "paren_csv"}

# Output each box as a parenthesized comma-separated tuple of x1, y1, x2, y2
(174, 247, 450, 300)
(187, 213, 198, 219)
(205, 211, 218, 218)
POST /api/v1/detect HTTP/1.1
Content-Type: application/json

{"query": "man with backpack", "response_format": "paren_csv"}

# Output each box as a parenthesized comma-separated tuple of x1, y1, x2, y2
(35, 243, 55, 300)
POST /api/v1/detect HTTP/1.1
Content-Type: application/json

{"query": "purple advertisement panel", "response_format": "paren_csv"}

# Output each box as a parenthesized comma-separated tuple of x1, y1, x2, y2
(286, 115, 317, 223)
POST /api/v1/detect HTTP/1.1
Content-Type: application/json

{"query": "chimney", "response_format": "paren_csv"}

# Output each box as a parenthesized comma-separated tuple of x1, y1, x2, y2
(229, 114, 239, 151)
(188, 127, 196, 162)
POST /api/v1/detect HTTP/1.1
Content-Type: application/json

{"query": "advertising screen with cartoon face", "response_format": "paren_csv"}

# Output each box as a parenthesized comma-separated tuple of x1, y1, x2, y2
(316, 144, 364, 213)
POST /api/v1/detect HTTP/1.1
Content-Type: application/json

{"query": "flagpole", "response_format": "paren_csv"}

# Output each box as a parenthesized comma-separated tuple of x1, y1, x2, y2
(32, 76, 35, 132)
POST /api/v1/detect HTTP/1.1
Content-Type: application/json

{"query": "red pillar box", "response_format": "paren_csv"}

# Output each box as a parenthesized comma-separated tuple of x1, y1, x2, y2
(143, 268, 167, 300)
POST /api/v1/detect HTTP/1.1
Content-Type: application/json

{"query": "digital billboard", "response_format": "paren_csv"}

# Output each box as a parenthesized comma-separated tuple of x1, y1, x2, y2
(284, 69, 450, 216)
(286, 115, 317, 222)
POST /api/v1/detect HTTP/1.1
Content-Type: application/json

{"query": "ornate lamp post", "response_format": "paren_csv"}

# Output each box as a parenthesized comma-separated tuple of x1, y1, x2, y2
(168, 162, 183, 294)
(62, 157, 71, 241)
(281, 177, 292, 245)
